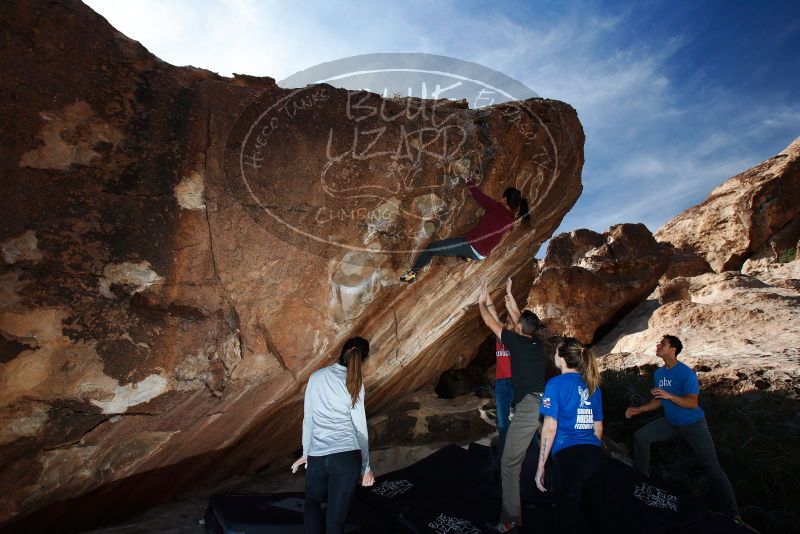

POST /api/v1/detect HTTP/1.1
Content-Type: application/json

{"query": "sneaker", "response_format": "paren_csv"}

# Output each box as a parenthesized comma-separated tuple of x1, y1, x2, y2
(399, 270, 417, 283)
(486, 520, 516, 533)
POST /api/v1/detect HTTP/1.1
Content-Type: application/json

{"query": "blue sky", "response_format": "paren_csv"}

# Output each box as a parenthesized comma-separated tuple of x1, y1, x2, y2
(86, 0, 800, 239)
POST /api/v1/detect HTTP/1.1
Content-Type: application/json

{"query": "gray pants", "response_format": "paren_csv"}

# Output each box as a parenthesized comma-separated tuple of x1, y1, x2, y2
(501, 393, 541, 524)
(634, 416, 738, 518)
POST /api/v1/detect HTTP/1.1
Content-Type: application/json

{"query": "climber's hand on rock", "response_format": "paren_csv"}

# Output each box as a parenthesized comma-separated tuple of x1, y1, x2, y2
(478, 277, 488, 303)
(291, 456, 307, 473)
(480, 275, 489, 292)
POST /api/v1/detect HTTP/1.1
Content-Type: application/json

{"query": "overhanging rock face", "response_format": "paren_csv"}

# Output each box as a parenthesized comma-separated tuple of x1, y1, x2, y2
(0, 0, 584, 527)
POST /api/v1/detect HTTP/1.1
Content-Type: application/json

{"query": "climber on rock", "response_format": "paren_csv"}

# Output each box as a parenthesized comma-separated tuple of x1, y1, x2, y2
(478, 277, 546, 533)
(399, 171, 531, 284)
(626, 335, 743, 524)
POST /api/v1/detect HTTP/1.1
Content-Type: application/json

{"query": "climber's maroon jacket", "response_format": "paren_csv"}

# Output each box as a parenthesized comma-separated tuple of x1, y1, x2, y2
(464, 185, 516, 257)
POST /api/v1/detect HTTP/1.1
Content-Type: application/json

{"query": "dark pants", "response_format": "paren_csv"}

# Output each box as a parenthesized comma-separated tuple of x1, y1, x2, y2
(495, 378, 513, 447)
(552, 444, 606, 534)
(411, 236, 481, 271)
(634, 416, 738, 517)
(304, 450, 361, 534)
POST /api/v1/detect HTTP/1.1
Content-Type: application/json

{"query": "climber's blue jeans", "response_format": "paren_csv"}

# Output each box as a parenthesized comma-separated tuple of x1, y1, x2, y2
(495, 378, 513, 448)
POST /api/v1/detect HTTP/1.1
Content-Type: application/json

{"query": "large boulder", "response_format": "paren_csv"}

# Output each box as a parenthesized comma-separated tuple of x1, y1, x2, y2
(656, 138, 800, 273)
(601, 138, 800, 388)
(595, 260, 800, 393)
(0, 0, 584, 528)
(524, 223, 671, 344)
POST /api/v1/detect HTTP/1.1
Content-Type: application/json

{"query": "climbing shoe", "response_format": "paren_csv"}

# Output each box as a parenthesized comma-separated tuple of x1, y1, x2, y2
(399, 270, 417, 283)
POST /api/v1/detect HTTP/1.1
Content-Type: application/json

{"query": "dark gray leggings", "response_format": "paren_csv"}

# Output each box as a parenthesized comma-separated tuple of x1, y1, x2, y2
(304, 450, 361, 534)
(633, 416, 738, 517)
(411, 236, 481, 272)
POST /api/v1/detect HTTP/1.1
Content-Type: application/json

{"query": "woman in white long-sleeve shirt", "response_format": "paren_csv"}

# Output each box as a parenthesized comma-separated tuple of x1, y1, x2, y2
(291, 337, 375, 534)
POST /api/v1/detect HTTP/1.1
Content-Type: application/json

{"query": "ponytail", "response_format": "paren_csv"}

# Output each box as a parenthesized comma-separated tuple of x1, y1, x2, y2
(345, 348, 362, 408)
(557, 338, 601, 395)
(338, 337, 370, 408)
(502, 187, 531, 223)
(577, 346, 601, 396)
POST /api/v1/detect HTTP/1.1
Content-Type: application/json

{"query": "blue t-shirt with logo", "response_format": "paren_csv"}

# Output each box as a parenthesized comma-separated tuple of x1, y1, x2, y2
(541, 373, 603, 456)
(654, 361, 704, 426)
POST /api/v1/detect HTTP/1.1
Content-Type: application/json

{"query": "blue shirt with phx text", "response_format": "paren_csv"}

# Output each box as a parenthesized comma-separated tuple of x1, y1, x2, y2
(654, 361, 705, 426)
(541, 373, 603, 456)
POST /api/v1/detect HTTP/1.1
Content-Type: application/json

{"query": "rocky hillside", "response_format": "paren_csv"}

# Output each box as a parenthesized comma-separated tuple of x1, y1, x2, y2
(597, 138, 800, 392)
(656, 139, 800, 273)
(0, 0, 584, 529)
(526, 138, 799, 388)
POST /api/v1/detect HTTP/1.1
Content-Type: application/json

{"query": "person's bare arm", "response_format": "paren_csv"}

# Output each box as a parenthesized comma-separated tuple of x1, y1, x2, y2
(535, 416, 558, 492)
(478, 281, 503, 338)
(479, 277, 502, 324)
(504, 278, 521, 324)
(625, 398, 663, 419)
(652, 389, 699, 409)
(594, 421, 603, 440)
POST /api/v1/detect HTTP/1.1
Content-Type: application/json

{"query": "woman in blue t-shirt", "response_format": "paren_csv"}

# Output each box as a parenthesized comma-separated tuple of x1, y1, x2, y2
(536, 338, 605, 533)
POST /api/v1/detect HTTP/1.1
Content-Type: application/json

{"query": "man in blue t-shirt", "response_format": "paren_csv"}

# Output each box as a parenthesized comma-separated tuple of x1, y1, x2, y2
(625, 335, 739, 519)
